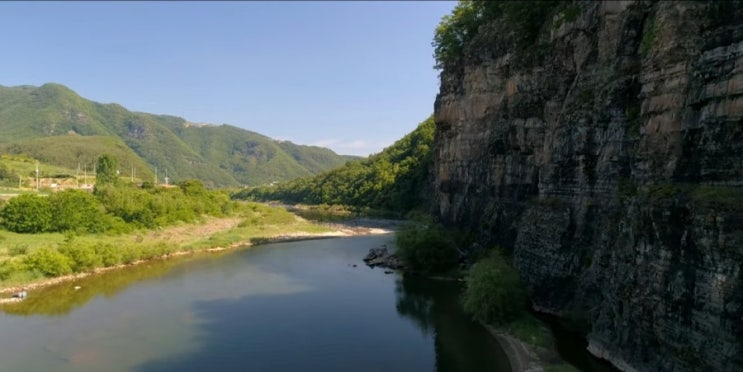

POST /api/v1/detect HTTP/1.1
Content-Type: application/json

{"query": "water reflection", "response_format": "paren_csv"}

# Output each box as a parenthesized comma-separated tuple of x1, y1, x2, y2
(1, 257, 190, 316)
(0, 237, 513, 372)
(395, 274, 512, 372)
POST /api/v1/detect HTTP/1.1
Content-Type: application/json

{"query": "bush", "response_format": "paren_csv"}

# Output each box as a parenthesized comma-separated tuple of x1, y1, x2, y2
(95, 244, 122, 267)
(0, 194, 53, 233)
(49, 189, 105, 233)
(120, 244, 144, 264)
(462, 250, 528, 324)
(58, 242, 102, 273)
(24, 247, 74, 277)
(0, 259, 27, 281)
(396, 223, 459, 273)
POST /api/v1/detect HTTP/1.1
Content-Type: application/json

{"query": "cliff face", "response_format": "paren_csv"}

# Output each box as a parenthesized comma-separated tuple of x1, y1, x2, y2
(433, 1, 743, 371)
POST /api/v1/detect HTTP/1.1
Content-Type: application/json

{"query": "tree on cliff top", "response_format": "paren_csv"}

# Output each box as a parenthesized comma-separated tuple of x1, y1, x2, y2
(433, 1, 564, 70)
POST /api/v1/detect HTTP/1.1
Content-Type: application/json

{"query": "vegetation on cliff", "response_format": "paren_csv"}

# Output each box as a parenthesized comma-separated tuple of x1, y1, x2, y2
(433, 1, 574, 70)
(236, 116, 435, 215)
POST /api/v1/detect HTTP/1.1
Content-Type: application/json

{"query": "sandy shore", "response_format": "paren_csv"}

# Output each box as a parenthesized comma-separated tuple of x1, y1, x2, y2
(0, 220, 394, 301)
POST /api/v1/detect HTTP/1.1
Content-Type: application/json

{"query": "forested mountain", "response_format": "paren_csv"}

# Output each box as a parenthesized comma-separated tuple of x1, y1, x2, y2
(0, 83, 356, 187)
(238, 116, 434, 214)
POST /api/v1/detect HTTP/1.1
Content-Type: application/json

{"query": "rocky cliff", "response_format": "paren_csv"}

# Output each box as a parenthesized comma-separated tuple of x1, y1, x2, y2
(433, 1, 743, 371)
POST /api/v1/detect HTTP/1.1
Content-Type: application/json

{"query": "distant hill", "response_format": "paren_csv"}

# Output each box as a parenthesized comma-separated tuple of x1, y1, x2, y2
(0, 83, 358, 187)
(238, 116, 434, 214)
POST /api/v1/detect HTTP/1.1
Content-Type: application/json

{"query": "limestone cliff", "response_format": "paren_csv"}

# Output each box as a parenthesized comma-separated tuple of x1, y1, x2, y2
(433, 1, 743, 371)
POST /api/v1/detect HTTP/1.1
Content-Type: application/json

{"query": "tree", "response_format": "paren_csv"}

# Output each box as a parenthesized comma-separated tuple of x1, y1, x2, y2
(462, 251, 528, 324)
(96, 154, 120, 187)
(49, 189, 105, 233)
(396, 223, 459, 273)
(0, 194, 53, 233)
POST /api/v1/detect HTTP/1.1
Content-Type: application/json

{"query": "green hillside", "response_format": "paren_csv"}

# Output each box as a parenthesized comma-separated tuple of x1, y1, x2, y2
(238, 116, 434, 214)
(0, 136, 155, 182)
(163, 123, 354, 186)
(0, 83, 356, 187)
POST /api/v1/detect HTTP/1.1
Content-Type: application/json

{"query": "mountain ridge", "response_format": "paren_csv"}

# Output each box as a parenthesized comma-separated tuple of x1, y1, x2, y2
(0, 83, 358, 187)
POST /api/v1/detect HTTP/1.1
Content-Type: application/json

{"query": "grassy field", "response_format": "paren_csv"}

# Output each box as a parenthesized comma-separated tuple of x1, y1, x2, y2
(0, 203, 333, 291)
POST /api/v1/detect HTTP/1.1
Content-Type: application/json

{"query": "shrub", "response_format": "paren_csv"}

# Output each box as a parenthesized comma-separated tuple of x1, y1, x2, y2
(396, 223, 459, 273)
(95, 244, 122, 267)
(24, 247, 74, 277)
(120, 244, 144, 264)
(0, 194, 53, 233)
(58, 242, 102, 273)
(0, 259, 27, 281)
(49, 189, 105, 233)
(462, 250, 528, 324)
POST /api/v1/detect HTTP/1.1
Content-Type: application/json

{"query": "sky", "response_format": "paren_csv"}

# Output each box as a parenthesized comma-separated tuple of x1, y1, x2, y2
(0, 1, 456, 156)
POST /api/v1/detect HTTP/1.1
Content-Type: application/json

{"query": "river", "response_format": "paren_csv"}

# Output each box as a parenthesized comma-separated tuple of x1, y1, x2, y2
(0, 235, 513, 372)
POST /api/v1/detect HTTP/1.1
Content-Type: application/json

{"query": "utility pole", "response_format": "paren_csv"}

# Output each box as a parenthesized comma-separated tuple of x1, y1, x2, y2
(164, 169, 169, 186)
(154, 166, 158, 185)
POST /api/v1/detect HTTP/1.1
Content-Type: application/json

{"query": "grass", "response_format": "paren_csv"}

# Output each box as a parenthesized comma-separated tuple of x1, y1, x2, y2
(690, 185, 743, 211)
(640, 15, 658, 57)
(506, 315, 553, 349)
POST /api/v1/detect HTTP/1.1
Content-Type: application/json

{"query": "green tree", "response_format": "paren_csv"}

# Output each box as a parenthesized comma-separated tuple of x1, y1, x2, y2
(396, 223, 459, 273)
(49, 189, 105, 233)
(462, 251, 528, 324)
(432, 1, 563, 70)
(0, 194, 53, 233)
(96, 154, 120, 187)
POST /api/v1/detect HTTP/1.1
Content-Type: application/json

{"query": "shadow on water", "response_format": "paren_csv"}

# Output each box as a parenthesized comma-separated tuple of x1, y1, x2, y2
(395, 274, 512, 372)
(135, 273, 512, 372)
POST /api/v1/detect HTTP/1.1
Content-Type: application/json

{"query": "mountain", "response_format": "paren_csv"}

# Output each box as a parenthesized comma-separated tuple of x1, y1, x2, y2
(0, 83, 357, 187)
(431, 1, 743, 372)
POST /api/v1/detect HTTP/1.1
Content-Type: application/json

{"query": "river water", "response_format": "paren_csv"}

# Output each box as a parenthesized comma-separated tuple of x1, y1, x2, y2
(0, 235, 512, 372)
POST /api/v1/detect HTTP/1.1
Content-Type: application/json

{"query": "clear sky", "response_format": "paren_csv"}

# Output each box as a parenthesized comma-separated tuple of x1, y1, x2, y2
(0, 1, 456, 156)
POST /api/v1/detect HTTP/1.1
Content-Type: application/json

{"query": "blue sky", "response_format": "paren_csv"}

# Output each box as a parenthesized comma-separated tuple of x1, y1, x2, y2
(0, 1, 456, 156)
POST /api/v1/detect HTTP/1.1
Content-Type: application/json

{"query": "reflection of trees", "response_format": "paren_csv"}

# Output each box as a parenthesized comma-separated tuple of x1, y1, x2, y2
(394, 274, 511, 372)
(394, 274, 438, 334)
(1, 258, 187, 317)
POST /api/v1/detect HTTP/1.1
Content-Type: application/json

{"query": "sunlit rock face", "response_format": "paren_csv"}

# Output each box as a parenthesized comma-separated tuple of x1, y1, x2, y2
(432, 1, 743, 371)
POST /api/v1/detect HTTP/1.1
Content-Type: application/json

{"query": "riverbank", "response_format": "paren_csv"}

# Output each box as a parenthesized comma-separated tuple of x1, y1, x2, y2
(486, 325, 545, 372)
(0, 216, 394, 302)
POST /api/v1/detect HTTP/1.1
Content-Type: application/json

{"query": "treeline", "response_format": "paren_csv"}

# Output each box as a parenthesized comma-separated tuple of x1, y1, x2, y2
(235, 116, 435, 214)
(0, 155, 235, 235)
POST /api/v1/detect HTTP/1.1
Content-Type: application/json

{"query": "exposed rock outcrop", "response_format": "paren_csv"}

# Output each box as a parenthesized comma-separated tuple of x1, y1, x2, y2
(363, 246, 404, 269)
(433, 1, 743, 371)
